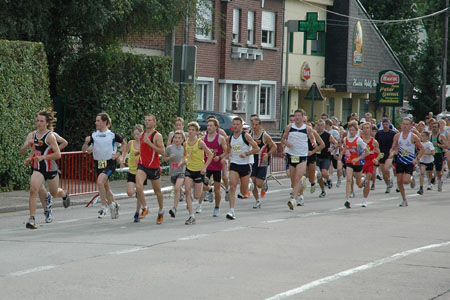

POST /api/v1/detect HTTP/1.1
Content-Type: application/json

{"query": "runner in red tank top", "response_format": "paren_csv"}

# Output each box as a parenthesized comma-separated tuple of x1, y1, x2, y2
(135, 114, 166, 224)
(339, 121, 369, 209)
(361, 122, 382, 207)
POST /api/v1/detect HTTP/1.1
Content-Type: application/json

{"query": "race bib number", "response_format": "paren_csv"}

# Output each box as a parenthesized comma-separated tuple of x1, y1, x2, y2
(98, 160, 107, 169)
(380, 153, 385, 158)
(233, 144, 242, 153)
(316, 150, 321, 154)
(170, 161, 180, 169)
(401, 150, 409, 157)
(291, 156, 300, 163)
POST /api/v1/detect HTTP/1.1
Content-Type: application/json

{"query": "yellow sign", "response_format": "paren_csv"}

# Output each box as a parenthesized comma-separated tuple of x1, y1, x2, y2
(352, 20, 363, 66)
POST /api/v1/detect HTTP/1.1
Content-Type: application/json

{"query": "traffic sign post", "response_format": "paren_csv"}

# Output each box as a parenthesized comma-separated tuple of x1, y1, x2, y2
(304, 82, 324, 121)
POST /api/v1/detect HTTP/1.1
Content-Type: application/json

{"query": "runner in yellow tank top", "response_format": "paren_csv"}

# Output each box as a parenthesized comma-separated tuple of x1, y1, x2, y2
(121, 125, 149, 222)
(183, 122, 213, 225)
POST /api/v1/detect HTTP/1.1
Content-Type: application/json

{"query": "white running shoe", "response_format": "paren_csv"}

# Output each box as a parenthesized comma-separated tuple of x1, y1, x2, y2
(297, 195, 304, 206)
(362, 199, 367, 207)
(98, 209, 107, 219)
(195, 204, 202, 214)
(225, 189, 230, 202)
(253, 200, 262, 209)
(336, 179, 341, 188)
(301, 176, 307, 191)
(410, 176, 416, 189)
(109, 203, 117, 219)
(226, 210, 236, 220)
(287, 198, 296, 210)
(262, 180, 269, 192)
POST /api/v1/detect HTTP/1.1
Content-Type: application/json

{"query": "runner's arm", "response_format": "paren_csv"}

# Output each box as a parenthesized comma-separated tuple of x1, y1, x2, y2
(389, 134, 400, 158)
(264, 133, 277, 156)
(20, 132, 34, 155)
(200, 140, 213, 173)
(53, 132, 68, 151)
(39, 133, 61, 161)
(245, 133, 260, 156)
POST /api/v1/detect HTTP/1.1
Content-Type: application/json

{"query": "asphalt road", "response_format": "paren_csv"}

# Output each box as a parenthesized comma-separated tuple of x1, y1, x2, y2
(1, 176, 450, 300)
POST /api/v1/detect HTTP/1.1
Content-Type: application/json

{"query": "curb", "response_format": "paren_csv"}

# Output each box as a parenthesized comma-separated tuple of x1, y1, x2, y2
(0, 173, 288, 214)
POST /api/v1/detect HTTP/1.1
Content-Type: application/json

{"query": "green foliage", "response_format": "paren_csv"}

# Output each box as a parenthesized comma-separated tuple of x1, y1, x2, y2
(58, 47, 195, 151)
(0, 0, 195, 97)
(0, 40, 51, 191)
(361, 0, 449, 119)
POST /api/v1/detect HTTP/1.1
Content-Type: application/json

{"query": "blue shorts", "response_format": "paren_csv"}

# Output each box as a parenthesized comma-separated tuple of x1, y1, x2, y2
(251, 166, 268, 180)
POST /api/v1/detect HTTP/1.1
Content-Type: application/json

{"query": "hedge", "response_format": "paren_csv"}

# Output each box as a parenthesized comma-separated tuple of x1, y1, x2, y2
(59, 47, 196, 151)
(0, 40, 51, 191)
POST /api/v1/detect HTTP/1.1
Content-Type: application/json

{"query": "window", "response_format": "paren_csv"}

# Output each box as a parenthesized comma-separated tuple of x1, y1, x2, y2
(232, 84, 246, 112)
(247, 11, 255, 44)
(311, 31, 326, 56)
(259, 86, 272, 117)
(342, 98, 353, 123)
(197, 83, 209, 110)
(196, 0, 213, 40)
(359, 98, 369, 119)
(261, 11, 275, 47)
(233, 9, 240, 43)
(196, 79, 214, 111)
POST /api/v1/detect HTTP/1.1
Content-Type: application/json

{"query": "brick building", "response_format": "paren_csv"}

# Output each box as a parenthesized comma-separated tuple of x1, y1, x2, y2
(126, 0, 283, 129)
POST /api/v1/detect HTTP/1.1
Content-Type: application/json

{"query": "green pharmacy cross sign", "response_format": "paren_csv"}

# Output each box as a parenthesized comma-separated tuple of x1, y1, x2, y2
(299, 12, 326, 40)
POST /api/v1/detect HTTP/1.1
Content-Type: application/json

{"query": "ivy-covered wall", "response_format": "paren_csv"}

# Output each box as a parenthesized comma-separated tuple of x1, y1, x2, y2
(0, 40, 51, 191)
(59, 48, 195, 150)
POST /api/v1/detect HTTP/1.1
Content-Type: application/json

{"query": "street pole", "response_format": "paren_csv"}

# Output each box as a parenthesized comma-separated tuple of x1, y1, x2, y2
(179, 13, 189, 117)
(441, 0, 449, 112)
(311, 87, 315, 121)
(283, 30, 290, 128)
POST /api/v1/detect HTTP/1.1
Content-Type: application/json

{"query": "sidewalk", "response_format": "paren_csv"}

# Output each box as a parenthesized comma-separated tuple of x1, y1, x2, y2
(0, 173, 288, 214)
(0, 176, 173, 214)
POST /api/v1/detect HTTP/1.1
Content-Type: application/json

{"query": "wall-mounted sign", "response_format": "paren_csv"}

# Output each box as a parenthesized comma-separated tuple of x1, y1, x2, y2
(352, 78, 376, 88)
(301, 61, 311, 81)
(352, 20, 363, 66)
(376, 70, 403, 106)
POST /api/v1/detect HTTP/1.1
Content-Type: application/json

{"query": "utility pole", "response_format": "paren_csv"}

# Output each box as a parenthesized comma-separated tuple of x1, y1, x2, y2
(179, 13, 189, 117)
(441, 0, 449, 112)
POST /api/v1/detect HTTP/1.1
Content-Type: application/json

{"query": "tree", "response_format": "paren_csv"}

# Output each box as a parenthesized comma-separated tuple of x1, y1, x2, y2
(0, 0, 194, 98)
(361, 0, 449, 119)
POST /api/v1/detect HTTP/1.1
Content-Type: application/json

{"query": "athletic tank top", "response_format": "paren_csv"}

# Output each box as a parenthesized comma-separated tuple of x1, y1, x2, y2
(317, 131, 331, 159)
(230, 132, 251, 165)
(286, 123, 308, 156)
(365, 137, 376, 163)
(185, 138, 204, 171)
(128, 140, 140, 175)
(252, 131, 270, 167)
(345, 136, 365, 166)
(430, 133, 443, 154)
(138, 130, 160, 169)
(204, 133, 223, 171)
(33, 130, 58, 172)
(398, 132, 416, 165)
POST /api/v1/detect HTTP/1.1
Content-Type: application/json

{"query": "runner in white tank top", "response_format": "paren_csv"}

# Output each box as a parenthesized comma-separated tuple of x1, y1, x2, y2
(281, 109, 316, 210)
(390, 118, 424, 207)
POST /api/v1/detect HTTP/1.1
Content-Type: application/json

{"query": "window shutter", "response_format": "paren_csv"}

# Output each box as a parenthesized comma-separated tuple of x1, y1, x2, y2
(233, 9, 240, 34)
(261, 11, 275, 31)
(248, 11, 254, 30)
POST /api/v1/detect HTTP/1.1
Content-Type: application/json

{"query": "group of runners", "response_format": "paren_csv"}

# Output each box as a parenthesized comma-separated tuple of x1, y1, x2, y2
(22, 108, 449, 229)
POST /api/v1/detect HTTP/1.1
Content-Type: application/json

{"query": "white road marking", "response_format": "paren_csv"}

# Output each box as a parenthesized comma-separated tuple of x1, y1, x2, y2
(108, 247, 145, 255)
(177, 234, 210, 241)
(56, 219, 80, 224)
(221, 226, 247, 232)
(8, 265, 57, 277)
(265, 241, 450, 300)
(262, 219, 287, 224)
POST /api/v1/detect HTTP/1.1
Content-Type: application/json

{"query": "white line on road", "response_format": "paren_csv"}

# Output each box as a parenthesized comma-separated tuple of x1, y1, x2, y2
(262, 219, 287, 224)
(221, 226, 247, 232)
(108, 247, 146, 255)
(8, 265, 57, 277)
(265, 241, 450, 300)
(177, 234, 210, 241)
(56, 219, 80, 224)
